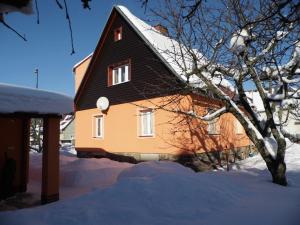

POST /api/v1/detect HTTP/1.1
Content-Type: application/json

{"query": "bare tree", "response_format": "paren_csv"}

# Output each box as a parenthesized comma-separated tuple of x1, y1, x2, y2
(30, 118, 43, 152)
(0, 0, 92, 54)
(142, 0, 300, 186)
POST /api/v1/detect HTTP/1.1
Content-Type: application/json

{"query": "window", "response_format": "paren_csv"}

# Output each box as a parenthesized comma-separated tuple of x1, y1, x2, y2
(94, 115, 103, 138)
(114, 27, 122, 41)
(235, 119, 244, 134)
(207, 118, 220, 135)
(140, 109, 154, 136)
(112, 64, 129, 85)
(108, 60, 131, 86)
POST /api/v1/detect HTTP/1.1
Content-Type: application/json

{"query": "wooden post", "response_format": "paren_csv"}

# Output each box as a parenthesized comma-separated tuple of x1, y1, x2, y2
(41, 117, 60, 204)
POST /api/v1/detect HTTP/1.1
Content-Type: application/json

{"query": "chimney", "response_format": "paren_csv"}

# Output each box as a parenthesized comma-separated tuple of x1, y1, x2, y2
(153, 24, 169, 36)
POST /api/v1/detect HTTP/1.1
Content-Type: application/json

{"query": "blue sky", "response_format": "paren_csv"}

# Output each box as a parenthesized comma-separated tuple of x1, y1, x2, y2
(0, 1, 148, 97)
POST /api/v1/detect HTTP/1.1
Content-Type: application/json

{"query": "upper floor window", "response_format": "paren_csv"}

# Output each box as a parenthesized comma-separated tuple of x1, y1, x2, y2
(108, 60, 131, 86)
(114, 27, 122, 41)
(113, 64, 129, 85)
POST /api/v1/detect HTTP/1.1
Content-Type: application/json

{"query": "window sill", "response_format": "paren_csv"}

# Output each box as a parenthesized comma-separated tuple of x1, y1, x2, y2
(139, 134, 154, 138)
(93, 136, 103, 139)
(111, 80, 130, 86)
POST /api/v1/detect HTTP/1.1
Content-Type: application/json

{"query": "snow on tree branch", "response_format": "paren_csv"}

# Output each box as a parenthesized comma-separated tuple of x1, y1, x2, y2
(199, 107, 227, 121)
(145, 0, 300, 185)
(282, 76, 300, 84)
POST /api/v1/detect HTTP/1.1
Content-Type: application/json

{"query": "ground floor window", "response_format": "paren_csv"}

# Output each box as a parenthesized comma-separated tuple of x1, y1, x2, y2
(235, 119, 244, 134)
(94, 115, 103, 138)
(207, 118, 220, 135)
(139, 109, 154, 136)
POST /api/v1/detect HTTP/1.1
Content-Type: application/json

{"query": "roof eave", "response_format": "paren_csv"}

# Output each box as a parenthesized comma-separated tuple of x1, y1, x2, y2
(72, 53, 93, 73)
(74, 7, 117, 103)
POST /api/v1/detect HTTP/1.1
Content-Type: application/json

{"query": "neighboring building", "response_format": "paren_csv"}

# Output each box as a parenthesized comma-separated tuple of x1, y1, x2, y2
(73, 5, 251, 162)
(0, 83, 72, 204)
(246, 90, 300, 139)
(60, 115, 75, 145)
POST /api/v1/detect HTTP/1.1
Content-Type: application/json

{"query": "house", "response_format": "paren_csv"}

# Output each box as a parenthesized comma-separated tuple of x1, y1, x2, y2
(246, 90, 300, 140)
(73, 5, 251, 163)
(0, 83, 72, 204)
(60, 114, 75, 145)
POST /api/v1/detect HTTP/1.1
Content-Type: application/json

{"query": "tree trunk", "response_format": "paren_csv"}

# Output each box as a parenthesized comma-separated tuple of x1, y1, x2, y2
(267, 160, 287, 186)
(255, 141, 287, 186)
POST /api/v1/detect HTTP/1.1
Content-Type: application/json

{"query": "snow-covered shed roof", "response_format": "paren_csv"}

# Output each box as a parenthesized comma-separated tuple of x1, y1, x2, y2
(0, 83, 73, 115)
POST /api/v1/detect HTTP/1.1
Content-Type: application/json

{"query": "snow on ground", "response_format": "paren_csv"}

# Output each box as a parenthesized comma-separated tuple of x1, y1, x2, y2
(1, 142, 300, 225)
(28, 146, 133, 200)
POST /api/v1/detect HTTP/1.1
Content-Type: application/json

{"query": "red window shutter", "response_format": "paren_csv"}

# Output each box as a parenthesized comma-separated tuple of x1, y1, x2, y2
(128, 59, 131, 81)
(107, 67, 112, 86)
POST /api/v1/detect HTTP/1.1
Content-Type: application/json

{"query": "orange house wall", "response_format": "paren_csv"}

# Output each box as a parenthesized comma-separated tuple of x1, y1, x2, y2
(75, 95, 250, 156)
(74, 57, 91, 93)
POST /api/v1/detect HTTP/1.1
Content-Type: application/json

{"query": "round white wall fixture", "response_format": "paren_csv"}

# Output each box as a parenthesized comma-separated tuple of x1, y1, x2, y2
(96, 97, 109, 111)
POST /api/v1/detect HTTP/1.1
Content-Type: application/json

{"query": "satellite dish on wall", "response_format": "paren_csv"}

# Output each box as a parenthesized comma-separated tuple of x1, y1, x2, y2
(96, 97, 109, 111)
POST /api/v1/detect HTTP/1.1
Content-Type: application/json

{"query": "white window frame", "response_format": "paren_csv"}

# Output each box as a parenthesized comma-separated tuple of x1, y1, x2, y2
(94, 115, 103, 138)
(116, 30, 122, 40)
(207, 118, 220, 135)
(114, 27, 122, 41)
(139, 109, 154, 137)
(112, 64, 129, 85)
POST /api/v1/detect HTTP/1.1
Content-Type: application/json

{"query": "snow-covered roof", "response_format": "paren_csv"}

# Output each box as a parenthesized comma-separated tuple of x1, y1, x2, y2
(115, 5, 184, 77)
(115, 6, 234, 91)
(73, 52, 93, 72)
(60, 115, 74, 130)
(74, 5, 235, 97)
(0, 83, 73, 115)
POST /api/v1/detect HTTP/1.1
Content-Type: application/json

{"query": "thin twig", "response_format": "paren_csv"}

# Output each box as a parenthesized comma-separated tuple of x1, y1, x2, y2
(141, 0, 149, 13)
(0, 17, 27, 41)
(55, 0, 63, 9)
(35, 0, 40, 24)
(63, 0, 75, 55)
(183, 0, 202, 20)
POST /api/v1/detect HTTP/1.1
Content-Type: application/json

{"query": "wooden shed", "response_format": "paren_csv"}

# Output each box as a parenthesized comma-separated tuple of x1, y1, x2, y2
(0, 83, 73, 204)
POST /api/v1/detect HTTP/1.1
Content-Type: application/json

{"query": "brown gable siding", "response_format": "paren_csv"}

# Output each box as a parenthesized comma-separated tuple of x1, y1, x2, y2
(76, 10, 181, 111)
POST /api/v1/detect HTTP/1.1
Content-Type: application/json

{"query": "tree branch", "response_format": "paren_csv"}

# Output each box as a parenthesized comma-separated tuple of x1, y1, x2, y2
(35, 0, 39, 24)
(0, 15, 27, 41)
(63, 0, 75, 55)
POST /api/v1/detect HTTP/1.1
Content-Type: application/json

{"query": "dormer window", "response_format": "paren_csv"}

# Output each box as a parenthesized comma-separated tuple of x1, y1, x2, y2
(114, 27, 122, 41)
(108, 59, 131, 86)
